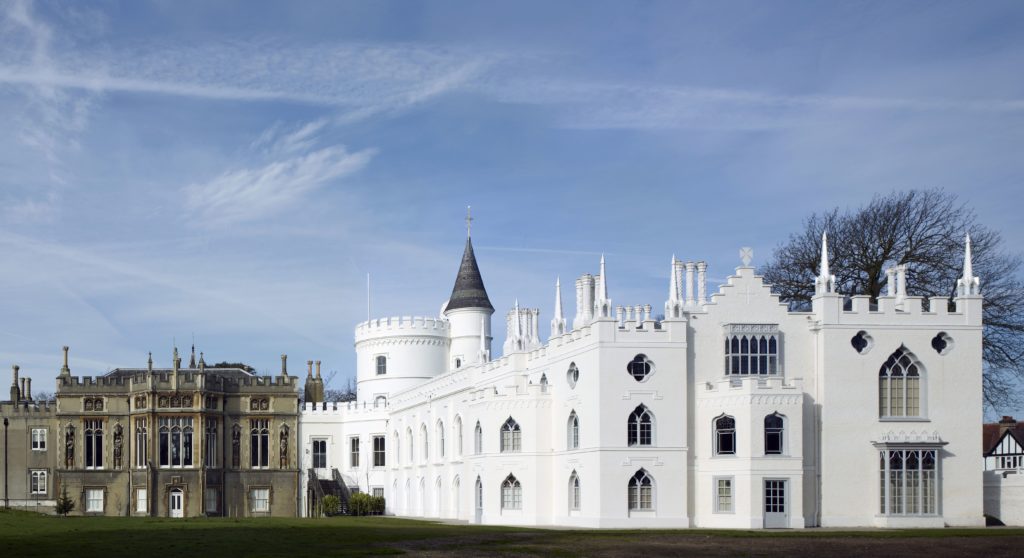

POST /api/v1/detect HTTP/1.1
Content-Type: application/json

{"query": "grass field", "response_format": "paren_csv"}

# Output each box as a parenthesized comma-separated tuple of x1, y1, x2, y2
(2, 510, 1023, 557)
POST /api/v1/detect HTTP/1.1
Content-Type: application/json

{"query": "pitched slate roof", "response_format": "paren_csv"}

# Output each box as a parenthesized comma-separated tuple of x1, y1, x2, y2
(445, 236, 494, 312)
(983, 417, 1024, 454)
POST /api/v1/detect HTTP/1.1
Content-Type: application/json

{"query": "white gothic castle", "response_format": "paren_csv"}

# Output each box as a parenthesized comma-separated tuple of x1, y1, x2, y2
(299, 230, 984, 528)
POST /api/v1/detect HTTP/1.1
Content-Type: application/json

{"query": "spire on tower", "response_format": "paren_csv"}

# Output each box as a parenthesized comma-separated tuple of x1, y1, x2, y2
(957, 233, 981, 296)
(668, 256, 678, 302)
(594, 254, 612, 318)
(550, 277, 567, 338)
(189, 344, 196, 369)
(815, 231, 836, 295)
(444, 234, 494, 313)
(465, 205, 473, 238)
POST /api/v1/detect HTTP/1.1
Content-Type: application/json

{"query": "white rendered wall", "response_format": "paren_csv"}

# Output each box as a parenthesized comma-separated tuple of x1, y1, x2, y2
(984, 471, 1024, 526)
(354, 316, 450, 405)
(302, 260, 987, 529)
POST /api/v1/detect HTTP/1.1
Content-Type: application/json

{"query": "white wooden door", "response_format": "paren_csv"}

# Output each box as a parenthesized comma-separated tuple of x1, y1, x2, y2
(169, 489, 184, 518)
(763, 479, 788, 528)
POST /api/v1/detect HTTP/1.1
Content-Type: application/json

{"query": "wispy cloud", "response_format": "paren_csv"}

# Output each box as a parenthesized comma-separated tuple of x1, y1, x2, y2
(481, 79, 1024, 130)
(184, 121, 376, 224)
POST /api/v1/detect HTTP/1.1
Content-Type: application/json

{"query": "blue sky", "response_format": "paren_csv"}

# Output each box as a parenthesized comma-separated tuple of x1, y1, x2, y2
(1, 1, 1022, 414)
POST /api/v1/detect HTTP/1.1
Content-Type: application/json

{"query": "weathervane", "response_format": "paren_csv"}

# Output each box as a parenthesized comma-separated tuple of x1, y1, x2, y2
(466, 205, 473, 237)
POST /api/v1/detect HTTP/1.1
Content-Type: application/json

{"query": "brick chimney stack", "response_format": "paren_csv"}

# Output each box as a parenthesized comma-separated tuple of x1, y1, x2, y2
(999, 416, 1017, 434)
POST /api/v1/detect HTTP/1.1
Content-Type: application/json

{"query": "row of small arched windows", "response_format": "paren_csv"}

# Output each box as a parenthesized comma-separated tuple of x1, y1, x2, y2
(713, 413, 785, 456)
(468, 468, 655, 512)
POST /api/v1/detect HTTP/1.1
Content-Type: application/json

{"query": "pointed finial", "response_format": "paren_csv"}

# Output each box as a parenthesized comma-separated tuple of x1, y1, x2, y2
(669, 255, 678, 302)
(465, 205, 473, 238)
(820, 232, 830, 279)
(963, 233, 973, 281)
(147, 351, 153, 372)
(958, 233, 980, 297)
(554, 277, 564, 317)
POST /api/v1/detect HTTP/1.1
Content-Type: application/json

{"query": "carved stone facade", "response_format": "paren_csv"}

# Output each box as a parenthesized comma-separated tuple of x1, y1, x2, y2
(1, 355, 299, 517)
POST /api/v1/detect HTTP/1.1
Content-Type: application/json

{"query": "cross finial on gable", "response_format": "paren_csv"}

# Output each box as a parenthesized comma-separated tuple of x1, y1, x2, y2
(740, 247, 754, 267)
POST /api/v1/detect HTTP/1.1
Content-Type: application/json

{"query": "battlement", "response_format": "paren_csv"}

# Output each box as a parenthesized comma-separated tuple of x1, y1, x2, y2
(300, 400, 389, 417)
(57, 369, 297, 393)
(816, 293, 981, 327)
(703, 375, 802, 393)
(0, 400, 57, 414)
(355, 315, 451, 342)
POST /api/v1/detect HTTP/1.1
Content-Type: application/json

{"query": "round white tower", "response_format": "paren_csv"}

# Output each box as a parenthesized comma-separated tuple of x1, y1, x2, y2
(354, 316, 450, 405)
(443, 234, 494, 369)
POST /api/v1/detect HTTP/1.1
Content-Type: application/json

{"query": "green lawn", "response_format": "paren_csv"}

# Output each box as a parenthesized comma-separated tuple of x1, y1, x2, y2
(2, 510, 1023, 557)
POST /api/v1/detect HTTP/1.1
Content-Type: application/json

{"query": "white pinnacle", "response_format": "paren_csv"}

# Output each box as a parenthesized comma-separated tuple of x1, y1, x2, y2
(820, 232, 830, 279)
(669, 256, 678, 302)
(963, 234, 973, 282)
(554, 277, 564, 320)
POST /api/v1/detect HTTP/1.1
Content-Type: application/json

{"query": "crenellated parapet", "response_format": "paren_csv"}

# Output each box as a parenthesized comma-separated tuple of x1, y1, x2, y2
(355, 316, 451, 346)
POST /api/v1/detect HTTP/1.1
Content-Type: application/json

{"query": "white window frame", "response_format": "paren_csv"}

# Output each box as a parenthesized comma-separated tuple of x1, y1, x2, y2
(724, 324, 781, 376)
(878, 448, 938, 516)
(86, 488, 104, 513)
(500, 418, 521, 453)
(30, 469, 47, 495)
(567, 411, 580, 450)
(84, 420, 104, 469)
(135, 418, 148, 469)
(350, 436, 360, 469)
(135, 487, 148, 513)
(312, 438, 328, 469)
(375, 355, 387, 376)
(31, 428, 46, 451)
(568, 471, 581, 511)
(628, 469, 655, 511)
(501, 474, 522, 510)
(372, 487, 384, 498)
(372, 435, 386, 468)
(249, 487, 271, 513)
(714, 476, 734, 513)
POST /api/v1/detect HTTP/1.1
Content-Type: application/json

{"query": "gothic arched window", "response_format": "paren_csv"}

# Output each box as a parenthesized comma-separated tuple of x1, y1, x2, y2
(501, 474, 522, 510)
(628, 469, 654, 510)
(627, 405, 653, 446)
(568, 471, 581, 511)
(567, 411, 580, 450)
(879, 347, 923, 418)
(500, 418, 521, 453)
(715, 415, 736, 455)
(764, 413, 784, 455)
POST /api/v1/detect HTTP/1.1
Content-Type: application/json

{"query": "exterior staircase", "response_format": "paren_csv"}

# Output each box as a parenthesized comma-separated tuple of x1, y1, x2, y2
(307, 468, 350, 516)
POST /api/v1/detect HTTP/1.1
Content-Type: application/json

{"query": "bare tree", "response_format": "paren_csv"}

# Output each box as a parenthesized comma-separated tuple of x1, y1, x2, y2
(761, 189, 1024, 410)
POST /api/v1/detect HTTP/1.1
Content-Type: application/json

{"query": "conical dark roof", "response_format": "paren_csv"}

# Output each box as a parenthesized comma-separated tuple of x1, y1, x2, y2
(445, 236, 494, 312)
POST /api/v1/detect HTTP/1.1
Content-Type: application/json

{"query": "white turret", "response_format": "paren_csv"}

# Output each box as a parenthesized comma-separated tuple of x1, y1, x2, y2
(551, 277, 567, 338)
(958, 234, 981, 297)
(443, 218, 494, 371)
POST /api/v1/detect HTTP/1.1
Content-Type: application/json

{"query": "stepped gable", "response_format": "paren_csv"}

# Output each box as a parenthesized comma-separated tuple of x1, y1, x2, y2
(445, 236, 494, 312)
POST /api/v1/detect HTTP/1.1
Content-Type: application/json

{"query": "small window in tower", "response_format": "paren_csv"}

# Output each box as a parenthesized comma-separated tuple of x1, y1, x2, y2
(375, 356, 387, 375)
